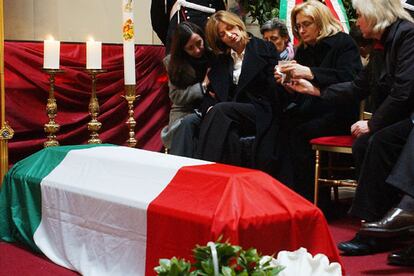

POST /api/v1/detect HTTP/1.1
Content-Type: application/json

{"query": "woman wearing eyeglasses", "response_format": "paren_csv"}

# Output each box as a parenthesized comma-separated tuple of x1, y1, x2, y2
(288, 0, 414, 257)
(271, 0, 362, 202)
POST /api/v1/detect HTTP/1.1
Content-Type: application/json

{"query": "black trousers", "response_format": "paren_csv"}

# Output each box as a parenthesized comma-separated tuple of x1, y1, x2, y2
(349, 118, 414, 221)
(274, 113, 354, 201)
(195, 102, 256, 166)
(170, 114, 201, 158)
(387, 127, 414, 198)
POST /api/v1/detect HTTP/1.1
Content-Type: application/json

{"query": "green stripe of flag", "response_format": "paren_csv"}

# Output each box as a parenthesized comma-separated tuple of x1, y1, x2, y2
(337, 0, 350, 31)
(0, 144, 112, 251)
(279, 0, 288, 21)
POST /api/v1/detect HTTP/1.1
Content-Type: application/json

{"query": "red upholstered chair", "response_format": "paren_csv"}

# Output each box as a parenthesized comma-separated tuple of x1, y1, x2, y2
(310, 103, 372, 205)
(310, 135, 356, 205)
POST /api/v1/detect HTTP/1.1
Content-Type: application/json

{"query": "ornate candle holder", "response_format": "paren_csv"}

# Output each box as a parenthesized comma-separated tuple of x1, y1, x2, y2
(123, 85, 140, 147)
(0, 122, 14, 185)
(85, 69, 106, 144)
(43, 69, 64, 147)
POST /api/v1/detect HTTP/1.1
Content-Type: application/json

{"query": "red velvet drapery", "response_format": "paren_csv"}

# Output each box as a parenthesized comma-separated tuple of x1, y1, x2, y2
(3, 41, 170, 165)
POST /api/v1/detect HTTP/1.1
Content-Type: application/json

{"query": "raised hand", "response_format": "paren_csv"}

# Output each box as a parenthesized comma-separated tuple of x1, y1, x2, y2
(280, 62, 314, 80)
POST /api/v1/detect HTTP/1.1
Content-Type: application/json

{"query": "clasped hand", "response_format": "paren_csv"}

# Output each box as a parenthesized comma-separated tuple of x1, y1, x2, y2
(274, 61, 319, 95)
(274, 61, 313, 81)
(351, 120, 370, 137)
(284, 79, 320, 96)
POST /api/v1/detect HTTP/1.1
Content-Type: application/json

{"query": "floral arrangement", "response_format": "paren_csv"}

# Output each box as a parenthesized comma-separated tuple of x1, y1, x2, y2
(154, 240, 284, 275)
(123, 19, 134, 41)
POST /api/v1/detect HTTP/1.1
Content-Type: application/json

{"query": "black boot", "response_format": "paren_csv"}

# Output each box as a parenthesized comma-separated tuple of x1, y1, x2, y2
(337, 233, 384, 256)
(388, 244, 414, 266)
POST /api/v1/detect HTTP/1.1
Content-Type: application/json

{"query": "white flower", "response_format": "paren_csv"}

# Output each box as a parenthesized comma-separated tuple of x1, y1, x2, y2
(259, 255, 280, 269)
(275, 247, 341, 276)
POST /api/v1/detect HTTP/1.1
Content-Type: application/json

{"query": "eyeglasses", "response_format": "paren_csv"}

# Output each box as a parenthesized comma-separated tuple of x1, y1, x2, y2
(294, 21, 314, 32)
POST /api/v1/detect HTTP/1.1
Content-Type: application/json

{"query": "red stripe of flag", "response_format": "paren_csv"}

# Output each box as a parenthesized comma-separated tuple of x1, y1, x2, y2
(324, 0, 342, 29)
(146, 163, 342, 275)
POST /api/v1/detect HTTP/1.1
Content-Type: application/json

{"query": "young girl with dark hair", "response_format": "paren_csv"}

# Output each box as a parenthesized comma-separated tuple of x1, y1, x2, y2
(161, 21, 211, 157)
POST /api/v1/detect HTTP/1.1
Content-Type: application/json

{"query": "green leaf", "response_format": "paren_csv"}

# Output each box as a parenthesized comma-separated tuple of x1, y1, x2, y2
(237, 0, 356, 25)
(221, 266, 234, 276)
(155, 240, 284, 276)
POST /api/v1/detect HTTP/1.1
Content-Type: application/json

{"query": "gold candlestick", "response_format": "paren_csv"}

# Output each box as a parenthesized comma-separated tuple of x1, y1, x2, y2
(86, 69, 106, 144)
(43, 69, 64, 147)
(0, 122, 14, 186)
(1, 0, 14, 184)
(123, 85, 140, 147)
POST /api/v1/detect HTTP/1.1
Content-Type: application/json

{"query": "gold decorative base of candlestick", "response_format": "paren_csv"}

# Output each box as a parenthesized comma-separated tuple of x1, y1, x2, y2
(0, 122, 14, 187)
(44, 118, 60, 147)
(124, 85, 140, 148)
(43, 69, 64, 147)
(0, 122, 14, 140)
(88, 119, 102, 144)
(86, 69, 106, 144)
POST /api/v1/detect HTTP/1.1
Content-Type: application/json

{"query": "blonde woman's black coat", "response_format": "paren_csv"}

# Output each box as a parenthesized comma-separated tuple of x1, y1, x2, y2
(197, 36, 285, 167)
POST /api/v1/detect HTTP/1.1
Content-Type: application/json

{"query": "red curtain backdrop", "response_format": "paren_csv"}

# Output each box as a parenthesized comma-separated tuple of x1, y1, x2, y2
(4, 41, 170, 165)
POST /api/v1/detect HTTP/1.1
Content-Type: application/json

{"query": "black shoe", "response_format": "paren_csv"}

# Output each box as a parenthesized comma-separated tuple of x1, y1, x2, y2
(360, 208, 414, 238)
(388, 244, 414, 266)
(337, 233, 382, 256)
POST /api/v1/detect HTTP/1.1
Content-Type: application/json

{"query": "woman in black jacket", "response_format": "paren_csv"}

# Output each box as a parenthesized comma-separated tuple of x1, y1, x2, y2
(195, 11, 283, 167)
(272, 0, 362, 201)
(287, 0, 414, 256)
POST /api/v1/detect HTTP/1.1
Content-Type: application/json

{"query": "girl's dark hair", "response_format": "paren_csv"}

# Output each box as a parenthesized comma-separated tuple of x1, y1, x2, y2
(168, 22, 206, 88)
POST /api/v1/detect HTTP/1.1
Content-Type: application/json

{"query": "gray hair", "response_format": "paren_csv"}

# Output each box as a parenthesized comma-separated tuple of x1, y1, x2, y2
(352, 0, 413, 35)
(260, 18, 290, 41)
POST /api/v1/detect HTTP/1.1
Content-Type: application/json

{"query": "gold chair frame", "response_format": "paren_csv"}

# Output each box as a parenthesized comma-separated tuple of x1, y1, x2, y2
(312, 102, 372, 205)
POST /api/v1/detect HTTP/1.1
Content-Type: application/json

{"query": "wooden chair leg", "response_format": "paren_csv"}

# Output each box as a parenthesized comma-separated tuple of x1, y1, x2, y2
(333, 186, 339, 202)
(314, 150, 320, 205)
(328, 152, 333, 178)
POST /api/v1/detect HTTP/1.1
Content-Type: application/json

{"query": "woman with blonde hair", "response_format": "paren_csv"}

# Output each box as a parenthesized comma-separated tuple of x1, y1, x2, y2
(291, 0, 342, 46)
(195, 11, 284, 168)
(204, 10, 250, 55)
(288, 0, 414, 257)
(271, 0, 362, 202)
(280, 0, 360, 85)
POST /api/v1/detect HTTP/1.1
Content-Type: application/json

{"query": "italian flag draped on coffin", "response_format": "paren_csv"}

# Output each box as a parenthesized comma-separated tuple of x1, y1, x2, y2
(0, 145, 340, 275)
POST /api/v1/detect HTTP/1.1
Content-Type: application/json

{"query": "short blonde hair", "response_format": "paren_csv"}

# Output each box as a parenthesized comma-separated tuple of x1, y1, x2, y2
(352, 0, 413, 35)
(205, 10, 250, 54)
(291, 0, 342, 46)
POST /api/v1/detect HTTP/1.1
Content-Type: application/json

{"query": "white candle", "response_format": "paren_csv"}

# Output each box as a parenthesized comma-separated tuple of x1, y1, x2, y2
(122, 0, 136, 85)
(123, 43, 136, 85)
(86, 39, 102, 69)
(43, 37, 60, 69)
